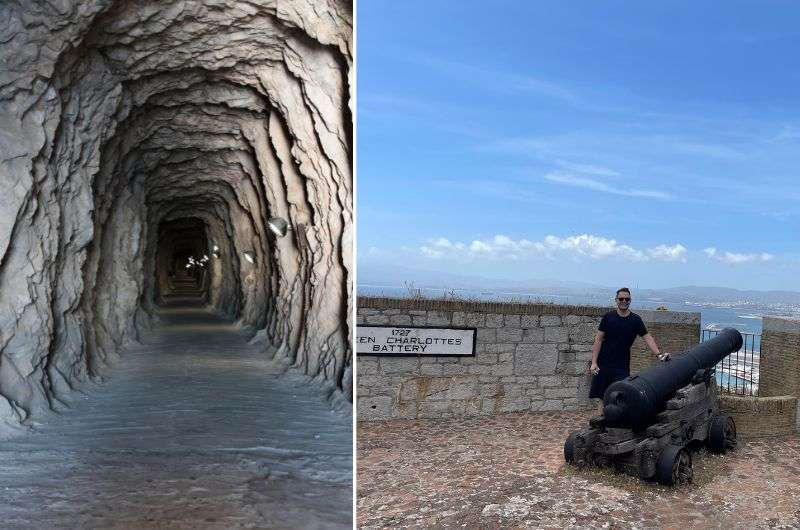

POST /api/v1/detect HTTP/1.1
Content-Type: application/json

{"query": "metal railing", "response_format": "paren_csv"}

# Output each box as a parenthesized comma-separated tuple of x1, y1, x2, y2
(700, 329, 760, 396)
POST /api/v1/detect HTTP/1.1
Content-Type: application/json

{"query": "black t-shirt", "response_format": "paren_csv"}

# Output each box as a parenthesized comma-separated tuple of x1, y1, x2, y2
(597, 311, 648, 370)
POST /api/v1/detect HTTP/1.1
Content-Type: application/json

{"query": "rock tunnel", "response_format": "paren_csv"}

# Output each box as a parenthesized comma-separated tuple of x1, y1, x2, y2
(0, 0, 353, 528)
(1, 0, 352, 427)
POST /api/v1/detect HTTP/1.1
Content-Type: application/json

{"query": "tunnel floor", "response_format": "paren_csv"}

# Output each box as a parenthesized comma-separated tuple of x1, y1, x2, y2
(0, 303, 352, 529)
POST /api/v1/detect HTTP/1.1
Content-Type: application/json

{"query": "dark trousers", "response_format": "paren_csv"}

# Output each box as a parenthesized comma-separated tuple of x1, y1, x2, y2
(589, 366, 629, 399)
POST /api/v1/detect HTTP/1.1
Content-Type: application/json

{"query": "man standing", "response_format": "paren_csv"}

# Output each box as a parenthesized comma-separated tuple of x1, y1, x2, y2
(589, 288, 668, 410)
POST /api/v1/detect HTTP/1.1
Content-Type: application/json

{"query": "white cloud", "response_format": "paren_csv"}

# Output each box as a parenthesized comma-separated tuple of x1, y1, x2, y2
(543, 172, 672, 200)
(704, 247, 774, 264)
(419, 234, 686, 263)
(647, 244, 688, 262)
(554, 160, 621, 177)
(540, 234, 645, 261)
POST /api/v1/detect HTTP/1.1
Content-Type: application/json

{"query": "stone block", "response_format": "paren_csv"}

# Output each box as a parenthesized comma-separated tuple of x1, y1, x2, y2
(492, 362, 514, 376)
(538, 375, 562, 387)
(355, 375, 383, 388)
(451, 311, 466, 326)
(480, 383, 502, 397)
(565, 315, 581, 325)
(412, 316, 426, 325)
(465, 312, 486, 327)
(465, 400, 483, 416)
(540, 315, 562, 327)
(389, 314, 412, 325)
(447, 379, 479, 400)
(383, 309, 401, 315)
(563, 361, 589, 376)
(498, 351, 514, 363)
(468, 364, 495, 376)
(499, 397, 530, 412)
(475, 353, 499, 365)
(447, 402, 467, 416)
(505, 314, 521, 327)
(442, 363, 468, 375)
(481, 398, 496, 414)
(485, 314, 504, 328)
(357, 396, 393, 420)
(525, 387, 544, 398)
(503, 384, 525, 398)
(393, 402, 419, 419)
(380, 357, 420, 375)
(420, 362, 443, 376)
(521, 315, 539, 327)
(418, 401, 449, 418)
(515, 343, 558, 375)
(521, 328, 544, 343)
(541, 399, 565, 411)
(427, 311, 451, 326)
(545, 327, 568, 343)
(545, 387, 578, 399)
(569, 322, 598, 344)
(476, 328, 496, 343)
(398, 382, 418, 401)
(480, 343, 510, 354)
(497, 327, 523, 342)
(356, 359, 379, 375)
(365, 314, 390, 325)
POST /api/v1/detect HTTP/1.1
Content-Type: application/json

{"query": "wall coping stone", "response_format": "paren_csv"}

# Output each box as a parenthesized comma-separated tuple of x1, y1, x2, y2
(636, 309, 700, 324)
(358, 297, 699, 324)
(763, 316, 800, 335)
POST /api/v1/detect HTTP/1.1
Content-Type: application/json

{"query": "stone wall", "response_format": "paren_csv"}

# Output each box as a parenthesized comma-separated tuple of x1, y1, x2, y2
(720, 395, 798, 438)
(356, 297, 700, 421)
(759, 317, 800, 398)
(747, 316, 800, 434)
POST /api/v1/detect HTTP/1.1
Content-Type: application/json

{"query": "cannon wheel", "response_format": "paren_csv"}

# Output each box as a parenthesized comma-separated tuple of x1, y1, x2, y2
(656, 445, 692, 486)
(564, 431, 578, 463)
(708, 415, 737, 454)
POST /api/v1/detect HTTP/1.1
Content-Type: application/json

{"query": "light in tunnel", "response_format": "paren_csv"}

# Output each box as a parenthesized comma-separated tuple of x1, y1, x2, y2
(243, 251, 256, 264)
(212, 244, 220, 259)
(267, 217, 291, 238)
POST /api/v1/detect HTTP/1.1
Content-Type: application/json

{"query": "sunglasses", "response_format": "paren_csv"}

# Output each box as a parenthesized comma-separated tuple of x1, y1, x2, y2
(617, 297, 631, 302)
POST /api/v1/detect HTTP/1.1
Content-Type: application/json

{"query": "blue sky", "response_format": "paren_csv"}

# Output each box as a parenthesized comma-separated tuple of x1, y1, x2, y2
(357, 1, 800, 291)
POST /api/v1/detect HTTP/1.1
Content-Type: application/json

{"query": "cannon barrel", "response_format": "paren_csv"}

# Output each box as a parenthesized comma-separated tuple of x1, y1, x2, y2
(602, 328, 743, 429)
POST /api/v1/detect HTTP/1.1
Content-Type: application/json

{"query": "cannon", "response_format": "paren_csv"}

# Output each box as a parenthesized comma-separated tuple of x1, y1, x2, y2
(564, 328, 741, 485)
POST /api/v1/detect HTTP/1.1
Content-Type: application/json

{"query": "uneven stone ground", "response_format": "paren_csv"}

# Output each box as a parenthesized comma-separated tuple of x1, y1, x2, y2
(358, 410, 800, 529)
(0, 301, 352, 529)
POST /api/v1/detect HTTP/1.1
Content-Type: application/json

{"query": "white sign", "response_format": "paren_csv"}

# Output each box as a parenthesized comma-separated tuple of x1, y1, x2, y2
(357, 326, 476, 356)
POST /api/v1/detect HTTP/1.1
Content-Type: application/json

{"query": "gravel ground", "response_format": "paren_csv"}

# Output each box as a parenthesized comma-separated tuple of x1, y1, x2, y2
(358, 410, 800, 529)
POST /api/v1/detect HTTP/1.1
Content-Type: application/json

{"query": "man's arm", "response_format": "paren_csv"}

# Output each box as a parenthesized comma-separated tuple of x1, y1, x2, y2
(590, 330, 604, 374)
(642, 333, 668, 360)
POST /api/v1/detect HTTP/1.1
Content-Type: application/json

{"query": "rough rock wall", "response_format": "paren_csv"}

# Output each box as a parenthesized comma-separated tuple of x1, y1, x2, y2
(0, 0, 353, 432)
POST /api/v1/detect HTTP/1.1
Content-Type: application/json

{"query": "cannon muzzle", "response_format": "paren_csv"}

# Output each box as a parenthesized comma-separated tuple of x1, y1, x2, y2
(602, 327, 743, 429)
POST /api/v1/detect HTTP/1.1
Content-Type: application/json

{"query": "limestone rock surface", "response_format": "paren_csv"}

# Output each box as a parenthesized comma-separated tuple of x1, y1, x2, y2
(0, 0, 353, 434)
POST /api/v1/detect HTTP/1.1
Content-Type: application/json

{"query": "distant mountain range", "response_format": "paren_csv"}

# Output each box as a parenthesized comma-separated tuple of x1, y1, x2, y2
(358, 264, 800, 306)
